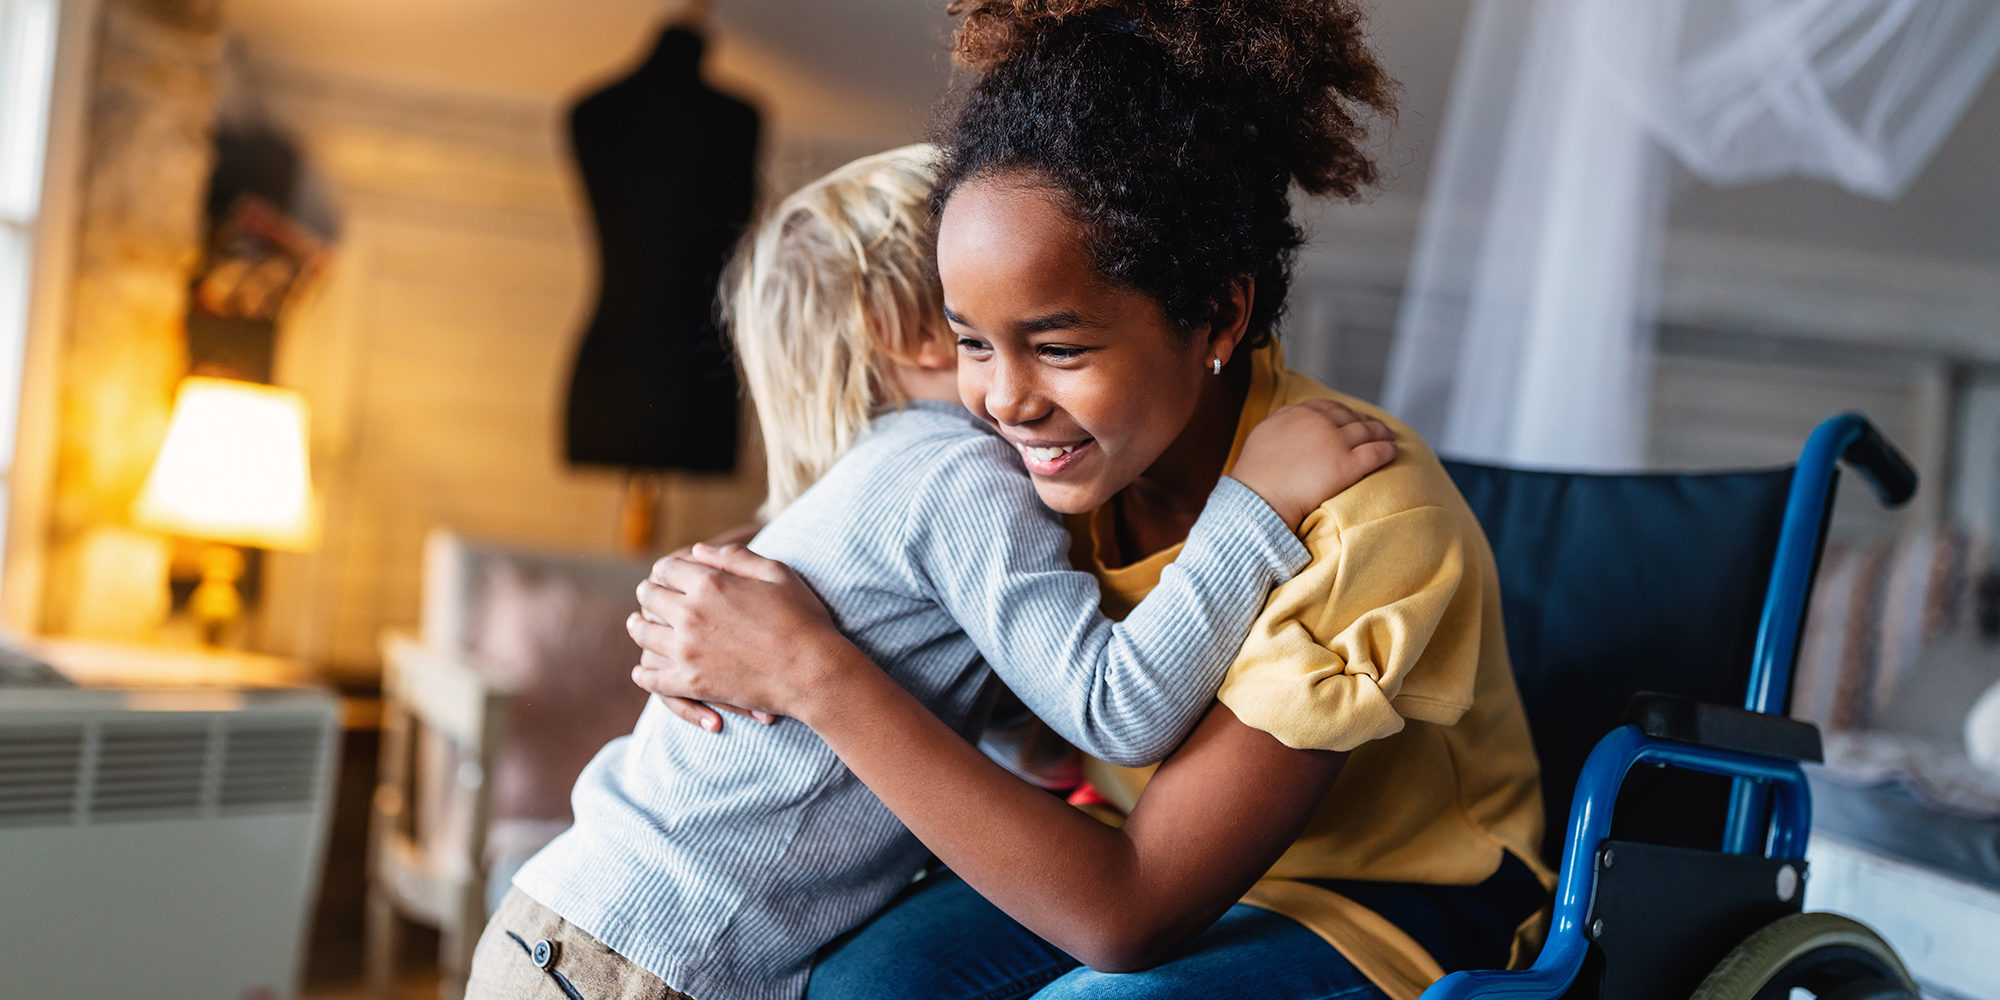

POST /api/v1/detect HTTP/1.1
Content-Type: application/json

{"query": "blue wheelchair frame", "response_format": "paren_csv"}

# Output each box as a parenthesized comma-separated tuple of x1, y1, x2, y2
(1422, 414, 1917, 1000)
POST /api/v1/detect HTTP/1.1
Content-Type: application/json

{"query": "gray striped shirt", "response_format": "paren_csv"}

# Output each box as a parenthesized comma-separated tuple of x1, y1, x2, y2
(513, 400, 1308, 1000)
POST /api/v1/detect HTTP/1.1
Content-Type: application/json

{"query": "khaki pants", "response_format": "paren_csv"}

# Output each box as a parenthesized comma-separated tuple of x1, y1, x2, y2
(466, 889, 693, 1000)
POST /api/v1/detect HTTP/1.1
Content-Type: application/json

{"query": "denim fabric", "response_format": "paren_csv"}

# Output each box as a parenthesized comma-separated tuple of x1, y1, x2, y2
(805, 873, 1386, 1000)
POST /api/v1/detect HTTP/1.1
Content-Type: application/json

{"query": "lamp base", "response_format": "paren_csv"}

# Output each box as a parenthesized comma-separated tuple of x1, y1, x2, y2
(187, 544, 246, 646)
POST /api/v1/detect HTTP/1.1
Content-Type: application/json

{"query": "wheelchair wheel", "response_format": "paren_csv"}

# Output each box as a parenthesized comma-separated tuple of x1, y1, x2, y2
(1690, 912, 1917, 1000)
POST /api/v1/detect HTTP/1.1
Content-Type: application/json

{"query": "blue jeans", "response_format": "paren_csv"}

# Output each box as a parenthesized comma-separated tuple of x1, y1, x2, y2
(804, 872, 1386, 1000)
(806, 854, 1546, 1000)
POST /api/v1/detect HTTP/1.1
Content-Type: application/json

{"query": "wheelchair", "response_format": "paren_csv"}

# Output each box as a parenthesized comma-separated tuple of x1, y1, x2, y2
(1428, 414, 1923, 1000)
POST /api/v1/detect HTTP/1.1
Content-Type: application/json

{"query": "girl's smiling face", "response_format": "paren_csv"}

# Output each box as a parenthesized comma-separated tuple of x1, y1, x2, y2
(937, 174, 1238, 515)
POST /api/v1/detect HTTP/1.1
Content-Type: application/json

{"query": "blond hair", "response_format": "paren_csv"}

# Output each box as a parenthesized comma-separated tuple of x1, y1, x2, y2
(726, 144, 945, 518)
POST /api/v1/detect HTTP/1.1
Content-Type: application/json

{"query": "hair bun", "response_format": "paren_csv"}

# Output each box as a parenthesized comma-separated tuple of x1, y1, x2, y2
(946, 0, 1395, 197)
(947, 1, 1122, 72)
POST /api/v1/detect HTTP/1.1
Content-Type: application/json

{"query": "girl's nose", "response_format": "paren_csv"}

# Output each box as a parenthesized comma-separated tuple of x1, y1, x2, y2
(982, 358, 1046, 427)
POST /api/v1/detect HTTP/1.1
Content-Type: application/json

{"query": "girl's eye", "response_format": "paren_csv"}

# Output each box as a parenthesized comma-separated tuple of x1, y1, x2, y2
(1038, 345, 1087, 361)
(956, 337, 990, 354)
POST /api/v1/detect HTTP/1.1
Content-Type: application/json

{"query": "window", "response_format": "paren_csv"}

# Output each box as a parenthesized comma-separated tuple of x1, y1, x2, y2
(0, 0, 58, 578)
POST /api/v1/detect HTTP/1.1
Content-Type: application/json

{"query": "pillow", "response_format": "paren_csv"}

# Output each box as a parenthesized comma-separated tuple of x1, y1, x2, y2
(1966, 569, 2000, 775)
(1970, 678, 2000, 777)
(1797, 527, 1992, 734)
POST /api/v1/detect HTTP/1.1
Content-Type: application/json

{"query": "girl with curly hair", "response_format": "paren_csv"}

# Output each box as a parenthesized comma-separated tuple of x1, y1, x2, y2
(635, 3, 1553, 998)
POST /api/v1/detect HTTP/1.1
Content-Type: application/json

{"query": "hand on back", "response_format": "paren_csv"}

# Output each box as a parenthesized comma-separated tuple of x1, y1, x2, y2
(1232, 399, 1397, 530)
(631, 543, 841, 729)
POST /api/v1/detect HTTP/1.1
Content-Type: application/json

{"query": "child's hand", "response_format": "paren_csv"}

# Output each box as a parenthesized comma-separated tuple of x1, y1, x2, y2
(1232, 400, 1397, 529)
(628, 544, 850, 723)
(640, 525, 772, 733)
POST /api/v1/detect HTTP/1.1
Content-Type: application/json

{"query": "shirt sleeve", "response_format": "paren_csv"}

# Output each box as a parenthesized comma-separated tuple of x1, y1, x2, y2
(1215, 502, 1487, 752)
(904, 435, 1310, 767)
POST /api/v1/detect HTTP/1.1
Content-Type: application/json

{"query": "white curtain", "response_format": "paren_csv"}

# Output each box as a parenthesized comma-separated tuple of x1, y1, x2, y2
(1383, 0, 2000, 470)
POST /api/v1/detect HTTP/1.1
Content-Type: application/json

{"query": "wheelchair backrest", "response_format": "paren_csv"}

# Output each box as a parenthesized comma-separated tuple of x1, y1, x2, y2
(1443, 461, 1797, 866)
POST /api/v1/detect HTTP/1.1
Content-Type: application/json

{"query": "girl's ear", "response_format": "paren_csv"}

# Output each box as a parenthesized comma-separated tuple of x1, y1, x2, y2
(1205, 275, 1256, 369)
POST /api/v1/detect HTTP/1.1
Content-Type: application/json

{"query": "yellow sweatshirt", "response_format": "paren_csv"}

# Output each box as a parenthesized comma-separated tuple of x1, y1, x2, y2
(1069, 343, 1552, 1000)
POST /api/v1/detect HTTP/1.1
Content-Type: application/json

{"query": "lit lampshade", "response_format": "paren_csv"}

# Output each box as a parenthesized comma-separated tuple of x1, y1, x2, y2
(135, 377, 318, 644)
(135, 376, 318, 551)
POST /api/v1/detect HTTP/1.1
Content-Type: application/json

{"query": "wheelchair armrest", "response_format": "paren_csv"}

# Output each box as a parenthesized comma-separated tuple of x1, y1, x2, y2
(1622, 693, 1822, 763)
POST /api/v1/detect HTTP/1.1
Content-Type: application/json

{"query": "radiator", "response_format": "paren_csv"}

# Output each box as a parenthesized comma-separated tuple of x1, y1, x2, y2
(0, 686, 340, 1000)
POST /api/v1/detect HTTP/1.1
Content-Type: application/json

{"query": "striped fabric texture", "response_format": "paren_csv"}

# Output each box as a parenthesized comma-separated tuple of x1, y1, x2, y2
(513, 400, 1307, 1000)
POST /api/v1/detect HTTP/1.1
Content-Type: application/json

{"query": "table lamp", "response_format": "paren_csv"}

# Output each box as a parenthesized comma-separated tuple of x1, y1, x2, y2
(134, 376, 318, 644)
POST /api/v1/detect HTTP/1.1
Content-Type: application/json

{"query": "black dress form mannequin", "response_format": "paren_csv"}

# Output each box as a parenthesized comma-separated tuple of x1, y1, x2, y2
(562, 23, 760, 482)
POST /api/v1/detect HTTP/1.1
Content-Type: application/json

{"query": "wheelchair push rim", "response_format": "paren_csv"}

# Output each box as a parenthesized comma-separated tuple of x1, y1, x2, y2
(1690, 912, 1918, 1000)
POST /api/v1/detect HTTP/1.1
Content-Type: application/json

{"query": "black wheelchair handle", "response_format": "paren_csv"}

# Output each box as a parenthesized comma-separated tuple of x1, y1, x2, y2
(1840, 415, 1918, 508)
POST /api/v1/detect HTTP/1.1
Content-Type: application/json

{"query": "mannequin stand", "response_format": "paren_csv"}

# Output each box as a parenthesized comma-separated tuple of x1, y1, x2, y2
(618, 472, 668, 556)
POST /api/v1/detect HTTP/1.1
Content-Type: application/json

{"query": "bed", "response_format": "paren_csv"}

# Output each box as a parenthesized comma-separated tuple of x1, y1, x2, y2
(1807, 770, 2000, 1000)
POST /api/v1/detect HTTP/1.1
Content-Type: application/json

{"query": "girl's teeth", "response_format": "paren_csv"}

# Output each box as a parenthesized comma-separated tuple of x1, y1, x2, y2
(1025, 445, 1076, 462)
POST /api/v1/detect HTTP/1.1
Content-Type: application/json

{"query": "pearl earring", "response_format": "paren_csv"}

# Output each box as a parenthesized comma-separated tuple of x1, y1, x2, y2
(1210, 358, 1223, 375)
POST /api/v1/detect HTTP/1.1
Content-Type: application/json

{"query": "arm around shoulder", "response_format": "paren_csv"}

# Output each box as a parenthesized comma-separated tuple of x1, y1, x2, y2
(904, 438, 1306, 767)
(1218, 501, 1485, 752)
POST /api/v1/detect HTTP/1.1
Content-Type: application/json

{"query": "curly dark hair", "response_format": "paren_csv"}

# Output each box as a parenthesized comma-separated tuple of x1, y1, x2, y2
(935, 0, 1396, 344)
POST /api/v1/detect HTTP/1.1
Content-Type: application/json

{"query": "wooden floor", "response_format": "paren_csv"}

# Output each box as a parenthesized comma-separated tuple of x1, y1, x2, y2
(303, 967, 441, 1000)
(302, 899, 443, 1000)
(302, 721, 444, 1000)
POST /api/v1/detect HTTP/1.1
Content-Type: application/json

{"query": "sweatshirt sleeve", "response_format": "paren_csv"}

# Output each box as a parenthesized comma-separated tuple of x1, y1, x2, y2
(905, 436, 1310, 766)
(1215, 501, 1487, 752)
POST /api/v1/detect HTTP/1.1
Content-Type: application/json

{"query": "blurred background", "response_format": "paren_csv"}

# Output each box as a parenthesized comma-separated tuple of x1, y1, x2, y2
(0, 1, 1994, 998)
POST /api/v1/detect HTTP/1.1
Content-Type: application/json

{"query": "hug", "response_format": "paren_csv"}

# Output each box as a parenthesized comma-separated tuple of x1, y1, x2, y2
(469, 3, 1548, 999)
(11, 0, 1989, 994)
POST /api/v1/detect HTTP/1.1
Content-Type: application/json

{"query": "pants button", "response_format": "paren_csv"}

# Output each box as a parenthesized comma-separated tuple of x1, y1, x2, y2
(532, 938, 560, 970)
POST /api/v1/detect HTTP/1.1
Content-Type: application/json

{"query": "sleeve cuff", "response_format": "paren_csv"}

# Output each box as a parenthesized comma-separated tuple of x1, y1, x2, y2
(1212, 476, 1312, 575)
(1219, 648, 1409, 752)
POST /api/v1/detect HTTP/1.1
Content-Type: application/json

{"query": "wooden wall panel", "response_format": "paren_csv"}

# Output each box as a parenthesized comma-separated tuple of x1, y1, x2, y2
(258, 201, 763, 676)
(1648, 333, 1946, 542)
